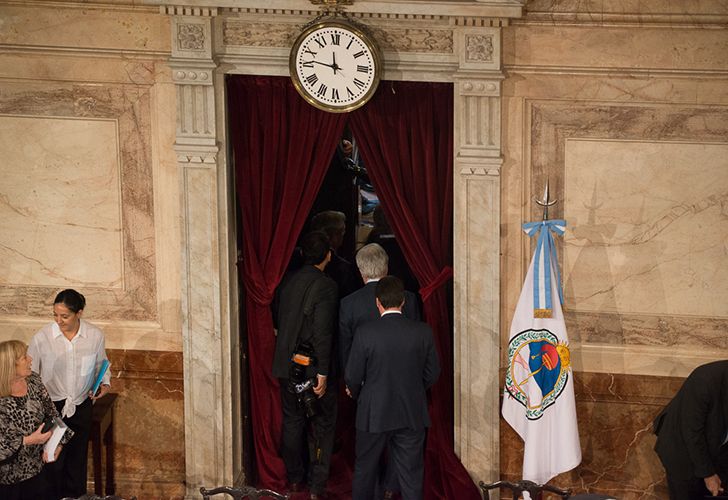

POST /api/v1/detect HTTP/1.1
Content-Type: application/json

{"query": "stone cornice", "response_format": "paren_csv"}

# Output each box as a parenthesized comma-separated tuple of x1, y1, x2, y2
(517, 10, 728, 28)
(147, 0, 523, 20)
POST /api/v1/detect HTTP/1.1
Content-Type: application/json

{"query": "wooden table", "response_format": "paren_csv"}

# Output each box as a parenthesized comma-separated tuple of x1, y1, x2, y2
(89, 392, 118, 495)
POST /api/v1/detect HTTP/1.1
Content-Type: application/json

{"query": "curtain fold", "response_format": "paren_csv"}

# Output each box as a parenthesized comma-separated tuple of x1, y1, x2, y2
(350, 81, 480, 500)
(227, 75, 347, 488)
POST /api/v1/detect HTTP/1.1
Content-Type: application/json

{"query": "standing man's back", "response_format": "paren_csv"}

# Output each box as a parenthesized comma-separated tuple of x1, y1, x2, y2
(339, 243, 420, 371)
(272, 231, 339, 500)
(345, 276, 440, 500)
(654, 360, 728, 499)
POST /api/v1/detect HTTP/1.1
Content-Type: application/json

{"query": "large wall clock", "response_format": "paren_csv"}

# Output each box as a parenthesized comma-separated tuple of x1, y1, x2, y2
(290, 18, 382, 113)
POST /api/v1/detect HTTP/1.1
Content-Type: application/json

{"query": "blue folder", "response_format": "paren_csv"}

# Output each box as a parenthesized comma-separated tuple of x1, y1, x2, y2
(91, 359, 110, 396)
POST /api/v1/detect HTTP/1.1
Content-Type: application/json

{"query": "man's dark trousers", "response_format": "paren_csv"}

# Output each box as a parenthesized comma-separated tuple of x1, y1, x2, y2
(353, 427, 425, 500)
(279, 378, 338, 495)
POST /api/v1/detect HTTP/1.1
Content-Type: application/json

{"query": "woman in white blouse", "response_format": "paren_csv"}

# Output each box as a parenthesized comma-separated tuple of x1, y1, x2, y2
(28, 289, 110, 499)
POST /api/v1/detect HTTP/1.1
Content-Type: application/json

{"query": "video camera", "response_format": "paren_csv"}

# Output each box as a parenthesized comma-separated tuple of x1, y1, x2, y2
(287, 341, 320, 418)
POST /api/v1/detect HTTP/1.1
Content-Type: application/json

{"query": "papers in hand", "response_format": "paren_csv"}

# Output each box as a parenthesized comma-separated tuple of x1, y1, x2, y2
(91, 359, 110, 396)
(43, 417, 67, 463)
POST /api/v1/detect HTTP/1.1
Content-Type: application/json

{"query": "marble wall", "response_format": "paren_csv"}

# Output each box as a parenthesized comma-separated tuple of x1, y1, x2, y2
(2, 0, 727, 498)
(0, 1, 185, 498)
(107, 349, 185, 500)
(500, 0, 728, 496)
(500, 371, 679, 499)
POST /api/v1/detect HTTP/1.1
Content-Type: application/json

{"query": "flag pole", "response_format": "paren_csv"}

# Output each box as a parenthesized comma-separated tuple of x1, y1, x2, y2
(534, 178, 558, 220)
(502, 178, 581, 494)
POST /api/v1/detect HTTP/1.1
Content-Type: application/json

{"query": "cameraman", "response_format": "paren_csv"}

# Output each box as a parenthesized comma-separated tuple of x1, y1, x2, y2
(273, 231, 339, 500)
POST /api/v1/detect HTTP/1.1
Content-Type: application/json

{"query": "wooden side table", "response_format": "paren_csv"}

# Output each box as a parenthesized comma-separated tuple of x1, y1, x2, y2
(89, 392, 118, 495)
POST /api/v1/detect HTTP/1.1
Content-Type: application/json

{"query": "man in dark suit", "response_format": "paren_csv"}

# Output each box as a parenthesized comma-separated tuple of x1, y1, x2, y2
(273, 231, 338, 500)
(311, 210, 362, 299)
(339, 243, 420, 370)
(345, 276, 440, 500)
(654, 360, 728, 499)
(339, 243, 421, 499)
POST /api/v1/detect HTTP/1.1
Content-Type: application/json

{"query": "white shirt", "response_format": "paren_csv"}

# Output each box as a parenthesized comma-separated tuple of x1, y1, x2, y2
(28, 319, 110, 418)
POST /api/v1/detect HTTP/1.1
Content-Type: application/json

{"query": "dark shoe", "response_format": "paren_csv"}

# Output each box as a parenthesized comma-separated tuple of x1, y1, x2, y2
(383, 490, 395, 500)
(310, 493, 327, 500)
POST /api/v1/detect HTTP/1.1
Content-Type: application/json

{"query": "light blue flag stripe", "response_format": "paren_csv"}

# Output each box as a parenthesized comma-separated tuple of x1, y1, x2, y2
(522, 219, 566, 312)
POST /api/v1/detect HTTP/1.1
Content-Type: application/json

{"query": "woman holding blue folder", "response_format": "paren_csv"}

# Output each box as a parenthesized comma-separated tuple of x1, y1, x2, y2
(28, 289, 110, 499)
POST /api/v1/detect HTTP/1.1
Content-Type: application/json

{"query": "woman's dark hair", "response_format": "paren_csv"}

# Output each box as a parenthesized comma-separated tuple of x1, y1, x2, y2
(54, 289, 86, 313)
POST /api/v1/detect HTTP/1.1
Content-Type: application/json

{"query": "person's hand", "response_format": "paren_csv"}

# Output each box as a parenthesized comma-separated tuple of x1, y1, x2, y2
(345, 386, 352, 398)
(313, 374, 327, 398)
(43, 444, 62, 463)
(89, 384, 110, 401)
(23, 423, 52, 446)
(704, 474, 724, 496)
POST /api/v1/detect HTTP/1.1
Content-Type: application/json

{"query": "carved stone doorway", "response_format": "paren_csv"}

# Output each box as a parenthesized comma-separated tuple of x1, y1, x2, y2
(157, 1, 523, 497)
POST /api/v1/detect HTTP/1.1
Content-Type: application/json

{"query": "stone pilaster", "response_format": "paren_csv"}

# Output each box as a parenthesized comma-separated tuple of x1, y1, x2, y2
(163, 6, 235, 499)
(453, 25, 504, 486)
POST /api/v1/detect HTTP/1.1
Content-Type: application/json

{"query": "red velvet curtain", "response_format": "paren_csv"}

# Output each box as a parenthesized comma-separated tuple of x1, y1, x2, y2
(229, 75, 479, 499)
(227, 75, 347, 489)
(350, 81, 481, 500)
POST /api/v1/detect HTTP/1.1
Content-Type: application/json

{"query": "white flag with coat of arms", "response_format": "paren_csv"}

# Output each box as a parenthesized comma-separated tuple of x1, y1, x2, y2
(501, 219, 581, 485)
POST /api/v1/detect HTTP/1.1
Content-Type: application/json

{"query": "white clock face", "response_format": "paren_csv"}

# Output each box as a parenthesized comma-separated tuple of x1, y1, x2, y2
(291, 22, 380, 112)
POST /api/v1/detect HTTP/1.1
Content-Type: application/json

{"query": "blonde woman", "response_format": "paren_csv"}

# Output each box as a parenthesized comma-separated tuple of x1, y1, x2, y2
(0, 340, 73, 500)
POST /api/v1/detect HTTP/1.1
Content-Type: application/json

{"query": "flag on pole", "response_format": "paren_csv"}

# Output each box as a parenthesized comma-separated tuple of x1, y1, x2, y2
(502, 219, 581, 485)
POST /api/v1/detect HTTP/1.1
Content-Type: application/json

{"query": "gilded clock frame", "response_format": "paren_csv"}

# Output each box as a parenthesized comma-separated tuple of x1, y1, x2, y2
(289, 18, 383, 113)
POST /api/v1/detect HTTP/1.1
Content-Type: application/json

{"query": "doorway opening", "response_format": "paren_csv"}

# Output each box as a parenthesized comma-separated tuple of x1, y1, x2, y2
(227, 75, 466, 499)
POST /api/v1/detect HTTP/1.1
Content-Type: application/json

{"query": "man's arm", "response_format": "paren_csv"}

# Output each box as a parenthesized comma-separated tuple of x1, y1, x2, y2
(679, 377, 717, 479)
(309, 278, 338, 379)
(422, 327, 440, 390)
(345, 331, 366, 400)
(339, 300, 354, 372)
(403, 291, 421, 322)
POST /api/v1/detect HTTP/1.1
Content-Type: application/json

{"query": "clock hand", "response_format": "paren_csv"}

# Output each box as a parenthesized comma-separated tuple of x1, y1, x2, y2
(309, 60, 336, 71)
(332, 52, 338, 75)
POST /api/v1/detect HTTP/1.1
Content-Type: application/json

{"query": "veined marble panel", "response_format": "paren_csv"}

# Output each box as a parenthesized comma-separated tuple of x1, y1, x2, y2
(0, 115, 123, 289)
(0, 81, 156, 322)
(527, 102, 728, 352)
(563, 139, 728, 319)
(106, 348, 185, 499)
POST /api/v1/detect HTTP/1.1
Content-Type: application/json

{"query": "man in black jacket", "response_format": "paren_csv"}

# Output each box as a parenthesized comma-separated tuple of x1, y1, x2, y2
(273, 231, 338, 500)
(345, 276, 440, 500)
(654, 360, 728, 499)
(339, 243, 420, 370)
(339, 243, 421, 499)
(311, 210, 362, 299)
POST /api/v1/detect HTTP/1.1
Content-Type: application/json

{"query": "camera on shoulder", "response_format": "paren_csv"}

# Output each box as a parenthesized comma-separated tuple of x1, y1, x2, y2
(288, 341, 320, 418)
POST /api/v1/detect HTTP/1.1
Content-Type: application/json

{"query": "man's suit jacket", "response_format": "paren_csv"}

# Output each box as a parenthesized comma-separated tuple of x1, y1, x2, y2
(326, 252, 362, 300)
(339, 281, 420, 370)
(654, 360, 728, 480)
(345, 312, 440, 433)
(272, 265, 338, 379)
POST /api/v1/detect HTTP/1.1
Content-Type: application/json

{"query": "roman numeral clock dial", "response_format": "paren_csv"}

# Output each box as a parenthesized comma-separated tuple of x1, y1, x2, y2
(290, 19, 382, 113)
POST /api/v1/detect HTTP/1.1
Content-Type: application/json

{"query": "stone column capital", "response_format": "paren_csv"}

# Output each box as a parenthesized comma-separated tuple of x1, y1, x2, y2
(455, 26, 502, 72)
(161, 6, 218, 61)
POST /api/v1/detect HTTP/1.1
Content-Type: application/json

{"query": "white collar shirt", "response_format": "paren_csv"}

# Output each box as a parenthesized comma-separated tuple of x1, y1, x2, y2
(28, 319, 110, 418)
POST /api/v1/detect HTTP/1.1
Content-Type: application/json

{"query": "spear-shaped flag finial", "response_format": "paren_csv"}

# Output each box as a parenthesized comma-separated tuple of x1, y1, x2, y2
(534, 178, 558, 220)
